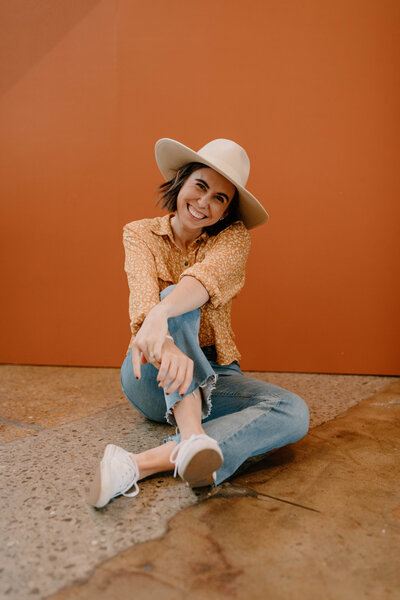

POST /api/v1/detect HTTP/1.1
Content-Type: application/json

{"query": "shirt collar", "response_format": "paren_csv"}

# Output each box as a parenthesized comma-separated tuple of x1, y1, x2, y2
(150, 213, 209, 245)
(150, 213, 174, 239)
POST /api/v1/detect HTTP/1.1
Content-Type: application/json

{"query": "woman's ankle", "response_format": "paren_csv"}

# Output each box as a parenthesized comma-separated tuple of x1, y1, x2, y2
(180, 425, 206, 441)
(131, 441, 177, 480)
(173, 389, 203, 437)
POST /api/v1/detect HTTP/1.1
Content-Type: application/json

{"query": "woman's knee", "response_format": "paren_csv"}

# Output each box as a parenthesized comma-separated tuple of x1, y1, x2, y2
(285, 392, 310, 440)
(120, 350, 135, 393)
(120, 351, 166, 423)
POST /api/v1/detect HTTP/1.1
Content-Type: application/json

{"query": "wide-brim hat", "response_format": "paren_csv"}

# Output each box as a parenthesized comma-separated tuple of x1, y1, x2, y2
(154, 138, 269, 229)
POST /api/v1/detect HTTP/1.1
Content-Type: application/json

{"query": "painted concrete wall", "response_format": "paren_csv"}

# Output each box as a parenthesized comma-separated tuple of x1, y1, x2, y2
(1, 0, 399, 374)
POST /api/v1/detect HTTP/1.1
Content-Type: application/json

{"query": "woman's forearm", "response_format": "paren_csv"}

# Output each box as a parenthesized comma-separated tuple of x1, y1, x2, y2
(156, 276, 209, 319)
(132, 276, 207, 378)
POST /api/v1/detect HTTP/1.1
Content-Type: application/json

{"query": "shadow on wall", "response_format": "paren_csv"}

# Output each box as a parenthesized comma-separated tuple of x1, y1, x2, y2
(1, 0, 101, 96)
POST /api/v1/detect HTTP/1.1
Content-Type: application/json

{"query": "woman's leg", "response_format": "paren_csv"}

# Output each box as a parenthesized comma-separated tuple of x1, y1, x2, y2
(120, 285, 217, 479)
(120, 350, 176, 478)
(172, 388, 205, 439)
(165, 361, 310, 485)
(121, 285, 215, 427)
(158, 285, 216, 429)
(121, 289, 309, 486)
(90, 297, 219, 507)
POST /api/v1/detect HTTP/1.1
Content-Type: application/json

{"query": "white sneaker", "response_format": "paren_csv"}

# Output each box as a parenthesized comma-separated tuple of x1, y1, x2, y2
(169, 434, 223, 487)
(89, 444, 140, 508)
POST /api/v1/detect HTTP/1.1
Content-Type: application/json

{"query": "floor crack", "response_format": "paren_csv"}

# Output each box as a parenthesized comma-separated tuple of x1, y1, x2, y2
(254, 491, 321, 513)
(199, 482, 321, 513)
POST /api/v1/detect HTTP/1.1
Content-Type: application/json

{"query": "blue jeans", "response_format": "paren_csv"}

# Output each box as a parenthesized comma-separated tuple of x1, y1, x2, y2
(121, 285, 310, 486)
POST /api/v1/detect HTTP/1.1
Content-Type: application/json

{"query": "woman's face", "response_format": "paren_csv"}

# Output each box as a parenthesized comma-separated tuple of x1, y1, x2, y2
(175, 167, 236, 233)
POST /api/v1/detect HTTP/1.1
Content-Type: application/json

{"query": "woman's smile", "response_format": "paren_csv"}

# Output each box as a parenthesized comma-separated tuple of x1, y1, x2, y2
(187, 203, 207, 220)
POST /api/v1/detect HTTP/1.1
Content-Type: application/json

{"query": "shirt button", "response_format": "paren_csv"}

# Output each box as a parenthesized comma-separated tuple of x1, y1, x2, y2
(184, 261, 189, 266)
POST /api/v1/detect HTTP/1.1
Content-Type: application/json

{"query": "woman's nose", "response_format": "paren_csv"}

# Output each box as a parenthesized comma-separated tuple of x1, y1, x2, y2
(197, 193, 209, 206)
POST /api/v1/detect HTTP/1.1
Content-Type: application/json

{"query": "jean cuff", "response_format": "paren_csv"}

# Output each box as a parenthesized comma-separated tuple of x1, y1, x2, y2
(164, 372, 217, 426)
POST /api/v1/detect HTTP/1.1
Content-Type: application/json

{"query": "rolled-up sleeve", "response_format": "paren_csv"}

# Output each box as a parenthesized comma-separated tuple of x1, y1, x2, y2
(179, 222, 251, 309)
(123, 225, 160, 336)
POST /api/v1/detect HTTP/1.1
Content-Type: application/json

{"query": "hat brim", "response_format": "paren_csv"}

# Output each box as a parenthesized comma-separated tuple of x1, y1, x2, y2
(155, 138, 269, 230)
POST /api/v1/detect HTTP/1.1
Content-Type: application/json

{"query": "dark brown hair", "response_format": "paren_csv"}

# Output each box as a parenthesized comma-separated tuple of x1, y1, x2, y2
(156, 162, 240, 236)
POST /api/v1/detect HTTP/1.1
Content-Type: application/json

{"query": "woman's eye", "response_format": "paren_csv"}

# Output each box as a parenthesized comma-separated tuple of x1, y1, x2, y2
(196, 182, 206, 190)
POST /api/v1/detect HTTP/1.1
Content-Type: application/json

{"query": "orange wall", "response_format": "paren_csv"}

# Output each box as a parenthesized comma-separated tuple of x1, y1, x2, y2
(1, 0, 399, 374)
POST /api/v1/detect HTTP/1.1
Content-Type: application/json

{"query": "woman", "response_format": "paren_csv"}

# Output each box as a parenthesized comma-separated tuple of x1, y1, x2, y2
(89, 138, 310, 508)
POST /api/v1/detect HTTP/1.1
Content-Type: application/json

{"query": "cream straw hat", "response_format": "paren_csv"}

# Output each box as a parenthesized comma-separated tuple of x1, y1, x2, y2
(154, 138, 269, 229)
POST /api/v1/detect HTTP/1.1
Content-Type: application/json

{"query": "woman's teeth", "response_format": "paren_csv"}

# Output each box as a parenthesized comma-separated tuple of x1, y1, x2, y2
(188, 204, 206, 219)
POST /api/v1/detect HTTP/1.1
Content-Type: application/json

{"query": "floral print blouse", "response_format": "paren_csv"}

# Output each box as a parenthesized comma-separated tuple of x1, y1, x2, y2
(123, 212, 251, 365)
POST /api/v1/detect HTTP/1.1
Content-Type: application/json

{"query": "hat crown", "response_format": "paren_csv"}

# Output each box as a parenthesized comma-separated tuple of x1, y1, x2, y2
(197, 139, 250, 187)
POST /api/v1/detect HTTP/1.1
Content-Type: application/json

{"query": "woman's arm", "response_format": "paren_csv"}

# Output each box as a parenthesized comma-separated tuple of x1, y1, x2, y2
(156, 275, 210, 319)
(131, 276, 209, 393)
(133, 275, 209, 357)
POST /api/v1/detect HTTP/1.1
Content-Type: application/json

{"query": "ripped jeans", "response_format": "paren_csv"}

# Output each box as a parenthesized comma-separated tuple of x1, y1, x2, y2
(120, 285, 310, 485)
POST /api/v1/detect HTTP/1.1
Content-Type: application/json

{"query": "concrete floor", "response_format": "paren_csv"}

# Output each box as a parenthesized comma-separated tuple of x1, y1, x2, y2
(0, 365, 399, 599)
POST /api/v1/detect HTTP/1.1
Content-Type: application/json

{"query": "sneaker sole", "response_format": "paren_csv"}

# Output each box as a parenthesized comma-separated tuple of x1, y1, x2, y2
(181, 448, 223, 488)
(88, 446, 115, 508)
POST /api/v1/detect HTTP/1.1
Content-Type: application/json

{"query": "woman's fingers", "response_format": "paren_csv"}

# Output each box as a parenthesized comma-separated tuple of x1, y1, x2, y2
(158, 353, 193, 396)
(139, 337, 163, 366)
(131, 345, 142, 379)
(144, 350, 159, 367)
(157, 354, 171, 385)
(135, 339, 159, 367)
(153, 341, 164, 364)
(133, 305, 169, 365)
(164, 363, 186, 395)
(177, 361, 194, 397)
(158, 357, 178, 391)
(132, 330, 194, 396)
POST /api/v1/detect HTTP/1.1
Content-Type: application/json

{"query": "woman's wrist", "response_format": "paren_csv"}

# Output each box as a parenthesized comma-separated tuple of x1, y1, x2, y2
(153, 299, 174, 319)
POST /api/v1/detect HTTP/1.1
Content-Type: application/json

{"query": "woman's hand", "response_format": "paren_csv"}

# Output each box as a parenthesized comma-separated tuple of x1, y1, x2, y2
(132, 333, 193, 397)
(131, 304, 193, 395)
(131, 304, 169, 370)
(156, 338, 194, 396)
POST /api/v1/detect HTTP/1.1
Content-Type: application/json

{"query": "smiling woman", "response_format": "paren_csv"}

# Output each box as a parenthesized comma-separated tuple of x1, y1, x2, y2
(157, 162, 240, 238)
(175, 169, 234, 226)
(88, 137, 310, 509)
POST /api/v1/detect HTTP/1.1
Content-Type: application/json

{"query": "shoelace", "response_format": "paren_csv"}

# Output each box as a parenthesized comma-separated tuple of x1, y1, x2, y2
(116, 452, 140, 498)
(169, 433, 210, 478)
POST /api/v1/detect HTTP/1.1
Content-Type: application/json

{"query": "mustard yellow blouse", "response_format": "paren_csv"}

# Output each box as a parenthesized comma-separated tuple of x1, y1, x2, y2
(123, 213, 251, 365)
